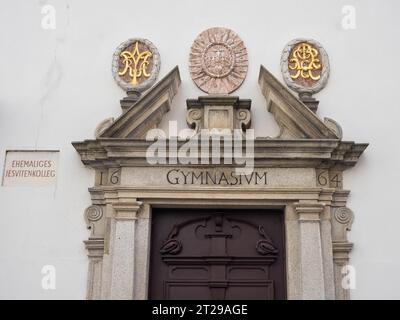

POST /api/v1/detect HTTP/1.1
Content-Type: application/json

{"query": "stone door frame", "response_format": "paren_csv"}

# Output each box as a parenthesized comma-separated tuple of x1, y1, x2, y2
(84, 185, 351, 300)
(74, 66, 366, 300)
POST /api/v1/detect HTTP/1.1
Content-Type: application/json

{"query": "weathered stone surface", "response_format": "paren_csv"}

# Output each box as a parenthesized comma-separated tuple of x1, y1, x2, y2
(259, 65, 338, 139)
(100, 66, 181, 138)
(187, 96, 251, 132)
(73, 65, 368, 300)
(121, 167, 316, 188)
(189, 27, 248, 94)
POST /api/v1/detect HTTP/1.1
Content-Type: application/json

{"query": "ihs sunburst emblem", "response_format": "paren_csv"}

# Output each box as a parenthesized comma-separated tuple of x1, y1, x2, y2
(189, 27, 248, 94)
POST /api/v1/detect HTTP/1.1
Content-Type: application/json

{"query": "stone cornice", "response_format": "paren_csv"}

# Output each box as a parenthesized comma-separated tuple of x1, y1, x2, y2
(72, 138, 366, 169)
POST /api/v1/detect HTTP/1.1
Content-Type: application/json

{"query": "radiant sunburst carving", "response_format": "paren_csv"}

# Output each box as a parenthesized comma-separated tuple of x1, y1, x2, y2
(189, 27, 248, 94)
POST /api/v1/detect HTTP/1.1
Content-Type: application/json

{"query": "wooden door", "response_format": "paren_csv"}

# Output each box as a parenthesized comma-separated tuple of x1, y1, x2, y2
(148, 208, 286, 300)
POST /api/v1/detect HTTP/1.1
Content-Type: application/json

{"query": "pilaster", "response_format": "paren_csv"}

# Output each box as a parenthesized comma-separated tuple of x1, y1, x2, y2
(107, 200, 142, 299)
(294, 202, 326, 299)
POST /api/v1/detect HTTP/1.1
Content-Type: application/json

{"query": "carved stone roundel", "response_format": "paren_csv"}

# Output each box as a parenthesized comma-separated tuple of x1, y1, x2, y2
(189, 27, 248, 94)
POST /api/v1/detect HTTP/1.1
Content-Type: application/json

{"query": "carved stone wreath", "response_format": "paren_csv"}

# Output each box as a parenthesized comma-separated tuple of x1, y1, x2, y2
(280, 38, 330, 96)
(189, 27, 248, 94)
(112, 38, 161, 92)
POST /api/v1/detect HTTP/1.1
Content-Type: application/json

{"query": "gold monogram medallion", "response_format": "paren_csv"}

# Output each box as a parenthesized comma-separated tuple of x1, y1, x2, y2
(112, 38, 160, 92)
(281, 38, 329, 95)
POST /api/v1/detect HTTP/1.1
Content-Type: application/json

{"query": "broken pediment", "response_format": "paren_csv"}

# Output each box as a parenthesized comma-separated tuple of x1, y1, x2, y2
(99, 66, 181, 139)
(92, 64, 343, 142)
(258, 65, 339, 140)
(73, 65, 367, 171)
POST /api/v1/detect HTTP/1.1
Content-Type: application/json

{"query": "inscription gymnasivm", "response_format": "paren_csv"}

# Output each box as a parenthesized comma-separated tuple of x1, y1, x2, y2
(166, 169, 267, 186)
(120, 167, 316, 188)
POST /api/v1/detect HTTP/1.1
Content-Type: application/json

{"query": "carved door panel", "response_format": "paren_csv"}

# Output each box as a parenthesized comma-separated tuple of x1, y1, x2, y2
(148, 209, 286, 300)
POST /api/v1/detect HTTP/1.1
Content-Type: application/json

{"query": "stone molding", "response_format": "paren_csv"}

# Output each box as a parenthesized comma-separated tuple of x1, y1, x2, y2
(112, 201, 143, 220)
(84, 238, 105, 259)
(332, 241, 353, 264)
(294, 202, 325, 222)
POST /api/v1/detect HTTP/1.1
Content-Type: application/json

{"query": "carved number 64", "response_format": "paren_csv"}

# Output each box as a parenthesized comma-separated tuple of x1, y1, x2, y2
(317, 171, 328, 186)
(318, 171, 341, 187)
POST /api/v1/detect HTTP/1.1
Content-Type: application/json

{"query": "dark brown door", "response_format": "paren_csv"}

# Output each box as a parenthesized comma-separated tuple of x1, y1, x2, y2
(149, 208, 286, 300)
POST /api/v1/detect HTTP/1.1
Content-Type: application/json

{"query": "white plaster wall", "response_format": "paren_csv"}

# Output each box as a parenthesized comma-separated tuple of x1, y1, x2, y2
(0, 0, 398, 299)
